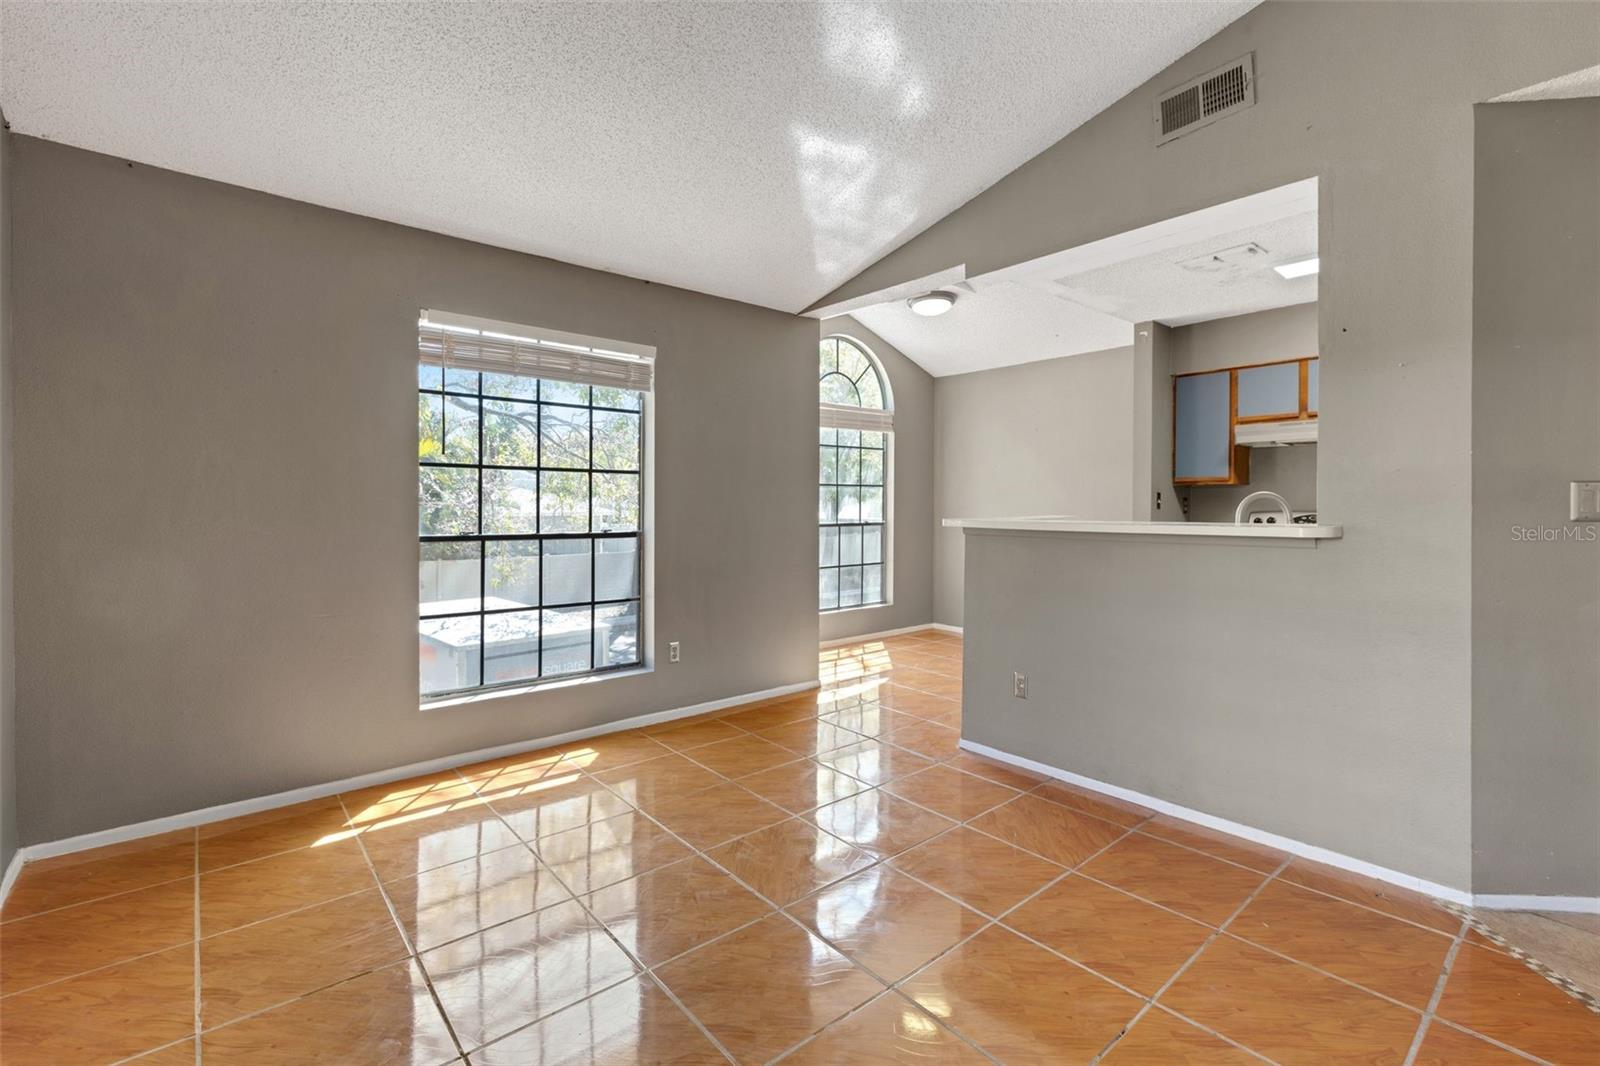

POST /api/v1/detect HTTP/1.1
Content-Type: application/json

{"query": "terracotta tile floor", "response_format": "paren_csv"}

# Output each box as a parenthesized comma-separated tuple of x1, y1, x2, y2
(3, 629, 1598, 1064)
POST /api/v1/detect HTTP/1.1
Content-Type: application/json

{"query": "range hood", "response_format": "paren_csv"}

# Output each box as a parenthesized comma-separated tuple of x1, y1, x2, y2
(1236, 419, 1318, 447)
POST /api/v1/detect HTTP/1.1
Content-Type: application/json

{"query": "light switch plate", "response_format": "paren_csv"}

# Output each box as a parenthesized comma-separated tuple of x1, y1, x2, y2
(1571, 482, 1600, 522)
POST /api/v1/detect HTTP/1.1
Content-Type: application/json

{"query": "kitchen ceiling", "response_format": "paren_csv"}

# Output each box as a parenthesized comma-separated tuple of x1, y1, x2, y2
(0, 1, 1255, 313)
(841, 177, 1318, 377)
(850, 280, 1136, 379)
(1051, 209, 1317, 327)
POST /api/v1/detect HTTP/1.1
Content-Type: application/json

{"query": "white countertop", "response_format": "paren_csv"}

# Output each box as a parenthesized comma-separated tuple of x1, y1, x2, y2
(942, 517, 1343, 539)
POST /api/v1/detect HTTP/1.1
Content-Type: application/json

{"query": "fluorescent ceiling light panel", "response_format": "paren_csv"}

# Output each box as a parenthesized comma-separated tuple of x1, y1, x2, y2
(1273, 256, 1320, 279)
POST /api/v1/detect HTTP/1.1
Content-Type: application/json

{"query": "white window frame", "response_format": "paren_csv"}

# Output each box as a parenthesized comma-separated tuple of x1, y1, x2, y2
(418, 310, 657, 708)
(819, 334, 894, 614)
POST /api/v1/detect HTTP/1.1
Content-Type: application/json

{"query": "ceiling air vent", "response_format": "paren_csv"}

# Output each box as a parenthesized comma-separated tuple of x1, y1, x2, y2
(1155, 53, 1255, 146)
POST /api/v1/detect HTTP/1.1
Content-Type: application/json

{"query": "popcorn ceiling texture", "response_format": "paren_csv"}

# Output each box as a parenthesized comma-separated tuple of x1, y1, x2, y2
(0, 0, 1253, 312)
(851, 209, 1313, 377)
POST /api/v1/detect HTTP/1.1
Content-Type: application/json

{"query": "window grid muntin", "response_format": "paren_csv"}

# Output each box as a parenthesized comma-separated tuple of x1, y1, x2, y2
(420, 369, 643, 697)
(819, 336, 890, 613)
(819, 428, 888, 613)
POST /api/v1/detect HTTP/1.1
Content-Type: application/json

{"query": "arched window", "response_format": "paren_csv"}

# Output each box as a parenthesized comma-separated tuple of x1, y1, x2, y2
(819, 336, 892, 612)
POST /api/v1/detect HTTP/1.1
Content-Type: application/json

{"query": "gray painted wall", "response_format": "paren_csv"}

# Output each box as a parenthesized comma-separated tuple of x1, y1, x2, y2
(1132, 322, 1181, 524)
(0, 123, 15, 874)
(818, 316, 935, 643)
(819, 2, 1600, 890)
(932, 346, 1135, 627)
(1169, 303, 1318, 376)
(10, 137, 822, 844)
(1471, 99, 1600, 897)
(1173, 303, 1320, 523)
(959, 529, 1447, 871)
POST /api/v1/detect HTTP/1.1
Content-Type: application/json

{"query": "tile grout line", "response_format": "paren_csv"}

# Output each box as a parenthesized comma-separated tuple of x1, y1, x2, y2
(148, 819, 444, 1043)
(0, 869, 201, 926)
(1085, 854, 1297, 1066)
(1014, 918, 1274, 1066)
(1240, 861, 1462, 936)
(942, 818, 1276, 1065)
(761, 870, 1012, 1061)
(581, 759, 889, 859)
(968, 748, 1466, 940)
(819, 745, 1504, 1062)
(107, 1037, 197, 1066)
(787, 816, 1156, 1065)
(2, 933, 220, 1002)
(639, 971, 741, 1066)
(540, 748, 958, 1065)
(1121, 823, 1289, 878)
(1394, 918, 1556, 1066)
(766, 986, 1002, 1066)
(818, 807, 1147, 1060)
(1259, 876, 1462, 938)
(1209, 922, 1452, 1017)
(336, 789, 471, 1064)
(1401, 918, 1467, 1066)
(1058, 852, 1469, 1023)
(420, 764, 661, 1063)
(2, 787, 655, 993)
(1103, 816, 1464, 938)
(954, 803, 1132, 871)
(449, 758, 765, 1061)
(521, 803, 752, 1064)
(1424, 1018, 1553, 1065)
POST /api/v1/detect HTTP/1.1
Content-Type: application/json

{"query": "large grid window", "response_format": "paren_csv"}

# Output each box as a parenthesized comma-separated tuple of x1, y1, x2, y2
(419, 353, 645, 697)
(820, 336, 891, 612)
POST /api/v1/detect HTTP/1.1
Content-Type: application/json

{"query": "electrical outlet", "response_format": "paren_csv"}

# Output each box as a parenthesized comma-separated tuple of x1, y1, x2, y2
(1572, 482, 1600, 522)
(1012, 672, 1028, 699)
(668, 641, 681, 663)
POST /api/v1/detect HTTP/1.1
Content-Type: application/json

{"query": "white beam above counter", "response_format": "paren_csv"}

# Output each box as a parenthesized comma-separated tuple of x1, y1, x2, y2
(943, 517, 1343, 539)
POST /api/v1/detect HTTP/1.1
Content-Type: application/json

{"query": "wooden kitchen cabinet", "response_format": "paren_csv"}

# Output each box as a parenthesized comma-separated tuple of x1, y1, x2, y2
(1173, 370, 1247, 484)
(1237, 361, 1301, 420)
(1172, 356, 1316, 486)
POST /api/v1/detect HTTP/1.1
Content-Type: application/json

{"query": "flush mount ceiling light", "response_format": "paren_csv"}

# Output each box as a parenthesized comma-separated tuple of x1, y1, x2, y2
(908, 290, 957, 316)
(1273, 256, 1320, 279)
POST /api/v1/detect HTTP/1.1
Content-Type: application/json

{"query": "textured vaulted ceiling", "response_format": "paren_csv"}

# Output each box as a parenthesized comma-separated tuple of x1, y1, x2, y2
(0, 1, 1255, 312)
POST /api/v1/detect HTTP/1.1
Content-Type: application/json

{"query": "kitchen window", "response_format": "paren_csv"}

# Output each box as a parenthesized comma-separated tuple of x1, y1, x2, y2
(820, 335, 893, 612)
(418, 312, 653, 698)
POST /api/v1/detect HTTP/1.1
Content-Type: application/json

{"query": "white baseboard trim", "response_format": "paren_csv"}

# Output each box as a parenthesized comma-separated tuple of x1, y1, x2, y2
(959, 739, 1475, 908)
(821, 623, 951, 648)
(0, 848, 23, 908)
(1472, 894, 1600, 914)
(927, 623, 963, 636)
(1, 678, 820, 894)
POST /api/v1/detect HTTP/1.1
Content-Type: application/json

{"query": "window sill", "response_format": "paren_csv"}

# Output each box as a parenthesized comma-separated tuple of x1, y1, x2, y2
(820, 602, 894, 617)
(421, 666, 653, 712)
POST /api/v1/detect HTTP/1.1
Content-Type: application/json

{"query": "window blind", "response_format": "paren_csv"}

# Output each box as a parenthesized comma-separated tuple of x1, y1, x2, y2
(418, 316, 654, 394)
(820, 401, 894, 433)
